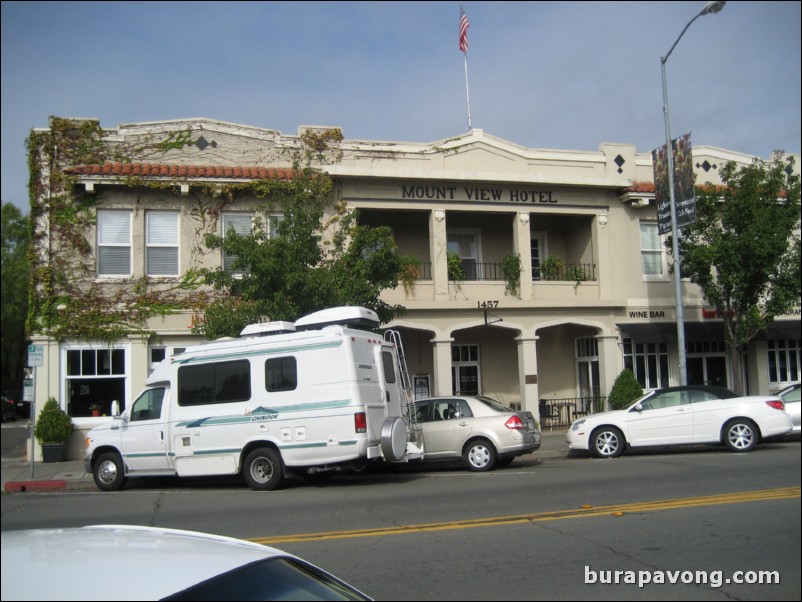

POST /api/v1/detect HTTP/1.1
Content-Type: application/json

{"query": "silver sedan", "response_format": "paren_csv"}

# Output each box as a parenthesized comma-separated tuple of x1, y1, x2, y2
(413, 395, 541, 471)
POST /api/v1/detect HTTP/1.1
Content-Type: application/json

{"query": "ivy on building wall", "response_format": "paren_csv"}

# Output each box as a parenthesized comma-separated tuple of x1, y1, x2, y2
(25, 118, 350, 342)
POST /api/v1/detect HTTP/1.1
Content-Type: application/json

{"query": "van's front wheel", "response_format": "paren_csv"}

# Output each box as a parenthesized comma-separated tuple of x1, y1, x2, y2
(93, 451, 126, 491)
(243, 447, 284, 491)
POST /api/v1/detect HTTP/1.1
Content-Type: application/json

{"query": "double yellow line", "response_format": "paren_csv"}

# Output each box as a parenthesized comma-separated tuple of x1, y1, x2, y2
(251, 486, 800, 546)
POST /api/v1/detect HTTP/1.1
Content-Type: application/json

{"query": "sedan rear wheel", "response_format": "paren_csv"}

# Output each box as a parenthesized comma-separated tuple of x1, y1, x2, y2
(723, 419, 758, 452)
(463, 439, 497, 472)
(590, 426, 625, 458)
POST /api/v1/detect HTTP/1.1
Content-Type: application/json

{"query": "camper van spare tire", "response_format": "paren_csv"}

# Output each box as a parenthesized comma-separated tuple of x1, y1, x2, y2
(243, 447, 284, 491)
(380, 416, 408, 462)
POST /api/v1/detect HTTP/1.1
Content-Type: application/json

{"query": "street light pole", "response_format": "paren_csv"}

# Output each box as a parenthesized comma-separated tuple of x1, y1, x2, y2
(660, 1, 726, 386)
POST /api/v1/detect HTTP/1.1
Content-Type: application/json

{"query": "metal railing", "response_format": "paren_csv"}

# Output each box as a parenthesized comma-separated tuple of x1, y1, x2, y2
(406, 261, 598, 283)
(539, 396, 607, 429)
(534, 262, 597, 282)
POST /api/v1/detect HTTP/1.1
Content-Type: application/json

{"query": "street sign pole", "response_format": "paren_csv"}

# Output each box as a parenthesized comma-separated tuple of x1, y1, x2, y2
(27, 345, 44, 478)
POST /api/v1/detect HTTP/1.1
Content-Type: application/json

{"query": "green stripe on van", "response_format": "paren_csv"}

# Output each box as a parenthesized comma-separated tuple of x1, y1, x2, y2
(175, 399, 356, 428)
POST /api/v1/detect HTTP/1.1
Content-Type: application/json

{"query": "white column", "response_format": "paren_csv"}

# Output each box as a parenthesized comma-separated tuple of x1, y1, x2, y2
(513, 213, 533, 299)
(429, 209, 449, 302)
(430, 337, 454, 396)
(597, 334, 622, 411)
(515, 334, 539, 414)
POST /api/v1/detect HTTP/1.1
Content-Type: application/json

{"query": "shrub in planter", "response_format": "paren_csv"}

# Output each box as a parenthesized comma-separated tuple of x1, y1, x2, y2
(608, 369, 644, 410)
(34, 397, 74, 445)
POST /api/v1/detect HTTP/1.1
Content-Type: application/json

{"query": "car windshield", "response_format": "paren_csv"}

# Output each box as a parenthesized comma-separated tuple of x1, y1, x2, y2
(164, 556, 369, 601)
(474, 396, 512, 413)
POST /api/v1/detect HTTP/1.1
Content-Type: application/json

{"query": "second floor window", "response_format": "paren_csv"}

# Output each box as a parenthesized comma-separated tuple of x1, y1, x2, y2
(222, 212, 253, 273)
(640, 222, 665, 278)
(147, 212, 179, 276)
(97, 210, 131, 276)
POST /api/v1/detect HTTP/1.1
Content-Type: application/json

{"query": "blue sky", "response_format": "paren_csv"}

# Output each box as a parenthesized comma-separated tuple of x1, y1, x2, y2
(2, 1, 800, 212)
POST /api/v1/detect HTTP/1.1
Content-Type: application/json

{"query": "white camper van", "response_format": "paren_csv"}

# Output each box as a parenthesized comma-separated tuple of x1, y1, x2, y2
(84, 307, 422, 491)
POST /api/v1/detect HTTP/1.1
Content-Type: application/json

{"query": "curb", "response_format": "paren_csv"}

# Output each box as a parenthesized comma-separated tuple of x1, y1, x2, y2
(5, 480, 67, 493)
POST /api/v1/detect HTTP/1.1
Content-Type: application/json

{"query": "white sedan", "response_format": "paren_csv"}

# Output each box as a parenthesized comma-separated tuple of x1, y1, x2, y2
(566, 385, 792, 458)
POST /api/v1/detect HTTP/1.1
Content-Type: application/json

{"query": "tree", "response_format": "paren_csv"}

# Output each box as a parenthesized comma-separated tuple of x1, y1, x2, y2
(675, 152, 800, 395)
(194, 167, 405, 339)
(1, 202, 30, 392)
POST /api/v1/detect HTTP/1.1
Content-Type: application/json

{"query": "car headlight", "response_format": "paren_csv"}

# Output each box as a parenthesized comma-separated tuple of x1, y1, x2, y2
(571, 419, 586, 432)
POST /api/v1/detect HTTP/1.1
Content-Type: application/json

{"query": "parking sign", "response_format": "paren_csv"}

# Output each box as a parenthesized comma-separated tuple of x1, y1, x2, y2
(27, 345, 44, 368)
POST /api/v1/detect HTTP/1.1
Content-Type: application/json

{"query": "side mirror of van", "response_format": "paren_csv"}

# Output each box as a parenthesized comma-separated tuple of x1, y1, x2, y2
(111, 400, 120, 417)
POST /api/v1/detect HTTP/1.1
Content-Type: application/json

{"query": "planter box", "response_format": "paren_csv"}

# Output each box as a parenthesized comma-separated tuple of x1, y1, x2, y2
(42, 443, 67, 463)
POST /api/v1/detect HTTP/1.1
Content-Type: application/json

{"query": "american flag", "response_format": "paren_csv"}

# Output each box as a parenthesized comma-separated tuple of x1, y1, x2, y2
(459, 5, 470, 54)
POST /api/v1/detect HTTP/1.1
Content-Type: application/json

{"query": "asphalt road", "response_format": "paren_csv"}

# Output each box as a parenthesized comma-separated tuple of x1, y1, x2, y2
(2, 437, 799, 601)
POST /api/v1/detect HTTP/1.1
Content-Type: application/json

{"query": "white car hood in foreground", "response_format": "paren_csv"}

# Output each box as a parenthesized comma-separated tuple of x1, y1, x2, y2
(2, 525, 290, 601)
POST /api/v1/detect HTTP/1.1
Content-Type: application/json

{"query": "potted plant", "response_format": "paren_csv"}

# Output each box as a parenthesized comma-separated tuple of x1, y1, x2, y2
(89, 402, 103, 417)
(33, 397, 74, 462)
(540, 254, 564, 281)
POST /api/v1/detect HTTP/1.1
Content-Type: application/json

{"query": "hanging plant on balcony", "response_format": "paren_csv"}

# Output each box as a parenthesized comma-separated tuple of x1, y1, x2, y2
(447, 251, 466, 282)
(501, 252, 522, 296)
(397, 255, 421, 296)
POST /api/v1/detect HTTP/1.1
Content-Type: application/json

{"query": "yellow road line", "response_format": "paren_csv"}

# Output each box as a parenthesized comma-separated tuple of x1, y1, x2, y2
(250, 486, 800, 545)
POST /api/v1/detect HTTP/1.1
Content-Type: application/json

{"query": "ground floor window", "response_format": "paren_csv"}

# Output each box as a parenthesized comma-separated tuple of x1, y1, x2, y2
(768, 339, 800, 385)
(413, 375, 431, 399)
(686, 341, 728, 387)
(64, 347, 126, 417)
(576, 337, 600, 399)
(149, 345, 187, 373)
(622, 338, 669, 391)
(452, 344, 480, 395)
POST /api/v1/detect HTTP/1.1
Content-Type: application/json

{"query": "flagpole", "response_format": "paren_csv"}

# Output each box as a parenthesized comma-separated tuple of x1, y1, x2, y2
(459, 4, 472, 130)
(463, 52, 472, 130)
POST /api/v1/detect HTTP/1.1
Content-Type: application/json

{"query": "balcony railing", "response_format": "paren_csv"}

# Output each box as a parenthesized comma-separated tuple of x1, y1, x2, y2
(534, 262, 596, 282)
(406, 261, 597, 282)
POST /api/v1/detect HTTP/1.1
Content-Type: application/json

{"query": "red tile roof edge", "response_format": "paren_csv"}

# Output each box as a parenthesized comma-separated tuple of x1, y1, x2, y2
(64, 162, 297, 180)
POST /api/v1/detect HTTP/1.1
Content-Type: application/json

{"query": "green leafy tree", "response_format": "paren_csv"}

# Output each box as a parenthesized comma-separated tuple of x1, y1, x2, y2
(195, 167, 404, 338)
(1, 202, 30, 392)
(675, 152, 800, 395)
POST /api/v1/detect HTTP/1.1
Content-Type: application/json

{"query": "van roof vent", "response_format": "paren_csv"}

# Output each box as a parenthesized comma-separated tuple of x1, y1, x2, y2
(240, 321, 296, 337)
(295, 306, 380, 331)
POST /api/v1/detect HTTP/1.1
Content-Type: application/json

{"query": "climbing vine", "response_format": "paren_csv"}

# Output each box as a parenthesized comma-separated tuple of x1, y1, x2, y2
(25, 118, 348, 342)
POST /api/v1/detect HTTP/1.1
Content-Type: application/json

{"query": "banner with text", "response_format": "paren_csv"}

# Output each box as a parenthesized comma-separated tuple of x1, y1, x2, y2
(652, 133, 696, 235)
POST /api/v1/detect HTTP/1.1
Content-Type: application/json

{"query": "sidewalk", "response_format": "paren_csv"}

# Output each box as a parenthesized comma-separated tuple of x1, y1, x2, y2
(2, 430, 570, 494)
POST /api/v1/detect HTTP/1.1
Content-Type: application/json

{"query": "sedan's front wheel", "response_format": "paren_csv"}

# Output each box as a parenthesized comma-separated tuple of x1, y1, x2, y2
(723, 419, 759, 452)
(590, 426, 625, 458)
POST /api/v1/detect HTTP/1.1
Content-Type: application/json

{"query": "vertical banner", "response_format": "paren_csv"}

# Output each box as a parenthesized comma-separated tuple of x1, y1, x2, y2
(652, 133, 696, 235)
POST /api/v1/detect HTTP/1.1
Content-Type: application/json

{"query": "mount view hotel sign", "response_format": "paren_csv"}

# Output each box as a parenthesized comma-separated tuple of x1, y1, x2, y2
(401, 184, 559, 204)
